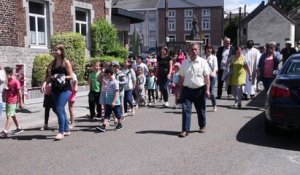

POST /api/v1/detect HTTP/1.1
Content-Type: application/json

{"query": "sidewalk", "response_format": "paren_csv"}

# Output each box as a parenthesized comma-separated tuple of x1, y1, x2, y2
(0, 91, 89, 130)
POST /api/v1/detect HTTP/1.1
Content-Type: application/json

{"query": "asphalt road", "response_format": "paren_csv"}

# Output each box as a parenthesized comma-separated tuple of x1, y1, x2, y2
(1, 92, 300, 175)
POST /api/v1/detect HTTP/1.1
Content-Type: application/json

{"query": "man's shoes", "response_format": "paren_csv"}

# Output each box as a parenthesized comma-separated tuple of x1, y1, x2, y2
(216, 96, 221, 99)
(115, 123, 123, 130)
(0, 130, 8, 138)
(164, 102, 169, 107)
(96, 124, 106, 132)
(199, 127, 206, 133)
(178, 131, 189, 138)
(12, 128, 24, 135)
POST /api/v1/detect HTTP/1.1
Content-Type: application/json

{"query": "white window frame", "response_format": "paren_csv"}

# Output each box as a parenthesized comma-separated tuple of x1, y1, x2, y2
(184, 9, 193, 18)
(75, 8, 89, 38)
(168, 10, 176, 18)
(168, 19, 176, 31)
(184, 34, 190, 41)
(29, 0, 48, 47)
(168, 35, 176, 42)
(203, 34, 210, 45)
(202, 9, 210, 17)
(148, 21, 156, 32)
(202, 18, 210, 30)
(184, 19, 193, 31)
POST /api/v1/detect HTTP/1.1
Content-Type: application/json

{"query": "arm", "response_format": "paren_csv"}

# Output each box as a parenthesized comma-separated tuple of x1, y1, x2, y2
(41, 62, 53, 92)
(64, 59, 74, 80)
(244, 63, 252, 81)
(204, 74, 210, 98)
(18, 89, 24, 109)
(131, 69, 137, 88)
(167, 59, 173, 79)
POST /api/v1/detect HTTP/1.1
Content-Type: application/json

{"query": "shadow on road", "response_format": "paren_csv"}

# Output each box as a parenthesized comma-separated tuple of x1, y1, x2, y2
(10, 134, 54, 140)
(237, 112, 300, 151)
(136, 130, 199, 136)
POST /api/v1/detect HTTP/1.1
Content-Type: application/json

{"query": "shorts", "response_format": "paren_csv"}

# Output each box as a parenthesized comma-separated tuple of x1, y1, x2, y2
(69, 91, 77, 103)
(6, 104, 17, 117)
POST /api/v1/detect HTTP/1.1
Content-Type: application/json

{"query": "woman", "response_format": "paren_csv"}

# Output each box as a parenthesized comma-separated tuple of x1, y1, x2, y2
(257, 42, 280, 92)
(177, 49, 186, 64)
(123, 59, 136, 116)
(229, 46, 251, 108)
(42, 44, 74, 140)
(156, 46, 172, 107)
(204, 45, 218, 111)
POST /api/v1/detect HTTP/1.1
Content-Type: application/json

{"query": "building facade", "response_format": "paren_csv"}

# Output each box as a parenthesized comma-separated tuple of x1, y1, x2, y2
(0, 0, 107, 87)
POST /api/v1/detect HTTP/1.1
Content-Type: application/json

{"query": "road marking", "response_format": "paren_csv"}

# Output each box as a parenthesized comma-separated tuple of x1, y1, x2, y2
(286, 156, 300, 165)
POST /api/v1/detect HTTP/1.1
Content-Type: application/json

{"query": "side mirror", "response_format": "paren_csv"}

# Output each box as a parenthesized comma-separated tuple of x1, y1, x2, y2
(273, 70, 279, 75)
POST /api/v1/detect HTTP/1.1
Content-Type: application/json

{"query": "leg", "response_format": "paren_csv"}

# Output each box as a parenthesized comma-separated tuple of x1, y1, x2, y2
(217, 70, 224, 98)
(124, 90, 128, 113)
(210, 76, 217, 107)
(44, 107, 51, 125)
(237, 85, 243, 107)
(68, 101, 75, 125)
(95, 92, 102, 118)
(181, 87, 193, 132)
(88, 91, 96, 119)
(194, 87, 206, 129)
(231, 85, 238, 104)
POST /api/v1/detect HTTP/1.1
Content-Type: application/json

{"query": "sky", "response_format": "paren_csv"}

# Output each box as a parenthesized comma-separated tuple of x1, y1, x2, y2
(224, 0, 263, 13)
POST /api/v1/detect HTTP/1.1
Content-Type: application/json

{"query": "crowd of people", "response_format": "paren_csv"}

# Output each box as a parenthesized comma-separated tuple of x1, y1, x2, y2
(0, 37, 298, 139)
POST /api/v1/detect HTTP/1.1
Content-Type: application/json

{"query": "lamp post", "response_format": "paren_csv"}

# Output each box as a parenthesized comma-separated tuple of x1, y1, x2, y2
(165, 0, 168, 44)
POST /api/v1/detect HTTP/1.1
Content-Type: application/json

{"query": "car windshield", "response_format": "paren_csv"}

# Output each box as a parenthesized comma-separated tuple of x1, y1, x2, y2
(286, 60, 300, 75)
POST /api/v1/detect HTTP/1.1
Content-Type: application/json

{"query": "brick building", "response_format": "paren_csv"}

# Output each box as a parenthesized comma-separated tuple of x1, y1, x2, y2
(0, 0, 108, 88)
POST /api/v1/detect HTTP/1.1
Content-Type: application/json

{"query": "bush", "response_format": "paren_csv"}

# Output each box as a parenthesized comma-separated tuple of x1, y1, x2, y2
(32, 54, 53, 87)
(51, 32, 86, 83)
(91, 19, 128, 58)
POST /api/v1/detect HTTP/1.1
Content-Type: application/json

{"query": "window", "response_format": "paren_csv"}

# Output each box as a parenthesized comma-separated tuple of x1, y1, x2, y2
(29, 1, 47, 46)
(203, 34, 210, 45)
(202, 18, 210, 30)
(184, 19, 192, 31)
(184, 9, 193, 18)
(184, 34, 191, 41)
(202, 9, 210, 17)
(168, 35, 176, 42)
(149, 40, 156, 47)
(242, 28, 247, 36)
(168, 10, 176, 18)
(168, 19, 176, 31)
(75, 9, 89, 37)
(148, 21, 156, 32)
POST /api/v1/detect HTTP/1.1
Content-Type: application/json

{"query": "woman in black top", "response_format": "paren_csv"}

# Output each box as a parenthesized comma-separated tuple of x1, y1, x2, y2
(42, 44, 74, 140)
(156, 46, 172, 107)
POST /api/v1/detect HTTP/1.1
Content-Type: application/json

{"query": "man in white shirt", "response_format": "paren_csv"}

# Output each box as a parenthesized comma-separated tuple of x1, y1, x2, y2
(243, 40, 261, 99)
(178, 42, 211, 137)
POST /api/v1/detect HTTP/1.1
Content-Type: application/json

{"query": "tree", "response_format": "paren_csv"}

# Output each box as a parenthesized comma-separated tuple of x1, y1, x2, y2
(269, 0, 300, 12)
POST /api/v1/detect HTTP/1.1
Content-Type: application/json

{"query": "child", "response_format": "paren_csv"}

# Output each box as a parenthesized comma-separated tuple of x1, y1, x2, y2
(68, 63, 78, 129)
(96, 67, 123, 132)
(171, 63, 181, 109)
(0, 66, 5, 118)
(40, 64, 53, 130)
(0, 67, 24, 138)
(99, 61, 111, 119)
(147, 69, 156, 106)
(135, 67, 147, 106)
(88, 61, 102, 120)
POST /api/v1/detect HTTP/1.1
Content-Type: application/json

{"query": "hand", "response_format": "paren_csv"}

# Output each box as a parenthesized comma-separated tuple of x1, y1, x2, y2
(41, 83, 46, 93)
(112, 101, 115, 108)
(167, 74, 171, 80)
(249, 75, 252, 81)
(205, 90, 210, 98)
(19, 103, 24, 109)
(211, 72, 216, 77)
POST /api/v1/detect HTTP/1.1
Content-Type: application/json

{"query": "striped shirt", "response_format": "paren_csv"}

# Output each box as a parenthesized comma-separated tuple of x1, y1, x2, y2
(104, 79, 120, 105)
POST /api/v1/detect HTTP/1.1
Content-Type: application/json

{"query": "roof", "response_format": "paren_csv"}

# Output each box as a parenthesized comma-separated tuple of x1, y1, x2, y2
(289, 6, 300, 20)
(113, 0, 160, 10)
(157, 0, 223, 9)
(112, 8, 145, 23)
(241, 1, 294, 25)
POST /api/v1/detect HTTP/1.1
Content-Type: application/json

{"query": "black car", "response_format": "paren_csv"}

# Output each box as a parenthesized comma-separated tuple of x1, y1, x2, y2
(265, 54, 300, 135)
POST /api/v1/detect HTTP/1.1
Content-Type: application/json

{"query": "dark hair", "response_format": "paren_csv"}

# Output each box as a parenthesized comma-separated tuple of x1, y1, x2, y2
(234, 46, 242, 53)
(104, 67, 113, 75)
(162, 46, 169, 54)
(4, 66, 13, 75)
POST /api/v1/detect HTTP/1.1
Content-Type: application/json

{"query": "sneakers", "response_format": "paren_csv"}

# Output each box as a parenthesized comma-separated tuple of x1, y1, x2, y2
(164, 102, 169, 107)
(54, 133, 64, 140)
(131, 108, 135, 116)
(69, 124, 75, 130)
(40, 125, 49, 131)
(96, 124, 106, 132)
(0, 130, 8, 138)
(63, 132, 71, 136)
(115, 123, 123, 130)
(12, 128, 24, 135)
(213, 106, 217, 112)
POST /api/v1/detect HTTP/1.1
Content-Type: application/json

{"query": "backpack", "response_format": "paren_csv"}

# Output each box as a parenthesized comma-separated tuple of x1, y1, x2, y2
(116, 72, 127, 91)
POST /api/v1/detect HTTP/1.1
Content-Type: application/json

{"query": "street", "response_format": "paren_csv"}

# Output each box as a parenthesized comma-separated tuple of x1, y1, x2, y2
(0, 93, 300, 175)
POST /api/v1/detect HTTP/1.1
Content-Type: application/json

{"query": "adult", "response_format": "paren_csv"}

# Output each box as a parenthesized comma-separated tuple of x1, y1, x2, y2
(42, 44, 74, 140)
(216, 37, 234, 99)
(123, 59, 136, 116)
(0, 66, 5, 118)
(257, 42, 281, 92)
(229, 47, 251, 108)
(156, 46, 172, 107)
(281, 40, 297, 65)
(243, 40, 261, 99)
(204, 44, 218, 112)
(178, 42, 211, 137)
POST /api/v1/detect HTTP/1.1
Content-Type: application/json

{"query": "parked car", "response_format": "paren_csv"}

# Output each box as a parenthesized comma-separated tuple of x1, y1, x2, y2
(265, 54, 300, 135)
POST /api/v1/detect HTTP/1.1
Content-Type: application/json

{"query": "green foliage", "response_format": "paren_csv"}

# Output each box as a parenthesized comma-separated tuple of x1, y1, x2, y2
(224, 22, 238, 46)
(91, 19, 128, 58)
(271, 0, 300, 12)
(32, 54, 53, 87)
(51, 32, 86, 83)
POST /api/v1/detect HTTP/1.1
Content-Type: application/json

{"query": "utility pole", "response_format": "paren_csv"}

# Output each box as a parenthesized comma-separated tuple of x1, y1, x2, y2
(238, 7, 242, 46)
(165, 0, 168, 45)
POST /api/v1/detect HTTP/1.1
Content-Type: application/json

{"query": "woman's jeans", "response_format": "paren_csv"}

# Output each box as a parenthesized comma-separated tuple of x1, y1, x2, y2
(124, 89, 134, 113)
(158, 79, 169, 102)
(52, 90, 71, 133)
(210, 76, 217, 107)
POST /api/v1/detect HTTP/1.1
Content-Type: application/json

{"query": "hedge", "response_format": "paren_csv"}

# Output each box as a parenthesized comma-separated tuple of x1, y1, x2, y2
(32, 53, 53, 87)
(51, 32, 86, 83)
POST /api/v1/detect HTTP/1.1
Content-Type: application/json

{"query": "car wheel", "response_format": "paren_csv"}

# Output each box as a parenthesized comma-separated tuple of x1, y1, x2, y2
(264, 119, 277, 136)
